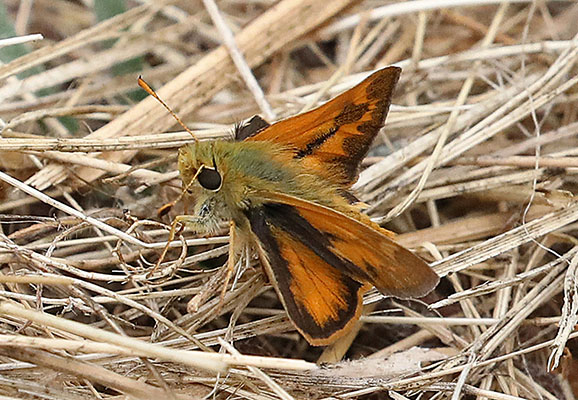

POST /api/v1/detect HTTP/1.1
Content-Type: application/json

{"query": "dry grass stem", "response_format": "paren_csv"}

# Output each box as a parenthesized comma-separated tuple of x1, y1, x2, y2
(0, 1, 577, 399)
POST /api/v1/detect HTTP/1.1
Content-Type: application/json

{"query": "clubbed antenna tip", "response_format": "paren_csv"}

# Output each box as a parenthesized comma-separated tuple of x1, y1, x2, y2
(138, 76, 198, 141)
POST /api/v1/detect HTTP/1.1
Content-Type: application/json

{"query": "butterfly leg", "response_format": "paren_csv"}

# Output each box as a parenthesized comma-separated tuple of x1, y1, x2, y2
(148, 215, 196, 278)
(218, 220, 237, 308)
(187, 221, 238, 313)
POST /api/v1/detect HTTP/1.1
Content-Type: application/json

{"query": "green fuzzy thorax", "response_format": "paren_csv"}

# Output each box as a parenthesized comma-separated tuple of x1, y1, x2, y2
(178, 140, 350, 216)
(179, 140, 296, 196)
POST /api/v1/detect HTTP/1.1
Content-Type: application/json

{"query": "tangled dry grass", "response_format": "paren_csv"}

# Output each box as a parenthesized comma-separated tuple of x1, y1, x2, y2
(0, 0, 578, 399)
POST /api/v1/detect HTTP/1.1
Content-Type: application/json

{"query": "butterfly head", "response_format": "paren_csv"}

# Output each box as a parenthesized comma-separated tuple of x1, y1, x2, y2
(175, 142, 225, 230)
(177, 139, 304, 231)
(178, 140, 267, 232)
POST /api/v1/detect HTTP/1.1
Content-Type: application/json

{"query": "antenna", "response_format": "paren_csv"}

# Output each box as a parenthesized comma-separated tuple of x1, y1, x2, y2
(138, 76, 198, 141)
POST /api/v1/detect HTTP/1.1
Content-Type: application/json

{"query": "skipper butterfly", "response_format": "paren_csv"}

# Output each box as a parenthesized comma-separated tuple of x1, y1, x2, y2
(140, 66, 439, 346)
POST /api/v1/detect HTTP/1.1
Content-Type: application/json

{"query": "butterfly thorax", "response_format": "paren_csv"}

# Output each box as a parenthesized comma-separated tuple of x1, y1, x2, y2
(177, 140, 362, 231)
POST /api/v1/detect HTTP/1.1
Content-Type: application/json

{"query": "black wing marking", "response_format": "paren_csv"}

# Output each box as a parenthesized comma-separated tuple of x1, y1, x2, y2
(235, 115, 270, 141)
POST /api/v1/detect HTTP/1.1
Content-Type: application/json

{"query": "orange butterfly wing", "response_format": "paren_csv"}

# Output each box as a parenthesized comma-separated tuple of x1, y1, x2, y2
(247, 67, 401, 186)
(250, 214, 366, 345)
(238, 67, 437, 345)
(246, 193, 439, 345)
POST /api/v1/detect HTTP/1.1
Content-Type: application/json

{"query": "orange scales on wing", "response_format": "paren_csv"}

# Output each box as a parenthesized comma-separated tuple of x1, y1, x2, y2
(248, 66, 402, 186)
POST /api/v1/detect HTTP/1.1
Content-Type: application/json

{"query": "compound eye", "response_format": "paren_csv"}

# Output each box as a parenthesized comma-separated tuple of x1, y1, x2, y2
(197, 166, 222, 191)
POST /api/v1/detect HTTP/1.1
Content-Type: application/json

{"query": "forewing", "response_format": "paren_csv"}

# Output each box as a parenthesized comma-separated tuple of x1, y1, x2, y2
(247, 67, 401, 185)
(247, 206, 366, 346)
(257, 192, 440, 299)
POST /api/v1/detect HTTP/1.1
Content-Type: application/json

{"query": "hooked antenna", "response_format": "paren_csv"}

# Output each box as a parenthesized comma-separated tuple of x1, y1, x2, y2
(138, 76, 198, 141)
